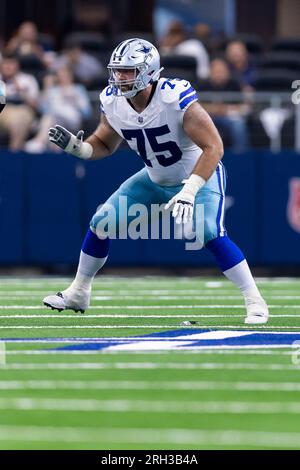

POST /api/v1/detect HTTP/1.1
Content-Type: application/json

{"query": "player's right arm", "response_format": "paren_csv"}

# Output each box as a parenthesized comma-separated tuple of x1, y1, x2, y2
(85, 113, 123, 160)
(48, 112, 123, 161)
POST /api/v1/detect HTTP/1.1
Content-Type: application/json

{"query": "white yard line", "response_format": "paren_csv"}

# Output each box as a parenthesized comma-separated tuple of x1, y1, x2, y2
(1, 325, 300, 330)
(1, 314, 300, 319)
(0, 314, 244, 318)
(0, 425, 299, 448)
(1, 304, 300, 309)
(1, 325, 300, 331)
(0, 325, 186, 329)
(0, 379, 300, 392)
(1, 397, 300, 414)
(2, 295, 300, 301)
(1, 290, 300, 296)
(1, 349, 295, 356)
(2, 362, 300, 370)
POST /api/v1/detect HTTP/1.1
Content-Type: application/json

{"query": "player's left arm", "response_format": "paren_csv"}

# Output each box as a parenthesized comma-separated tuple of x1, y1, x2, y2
(165, 101, 224, 224)
(183, 101, 224, 180)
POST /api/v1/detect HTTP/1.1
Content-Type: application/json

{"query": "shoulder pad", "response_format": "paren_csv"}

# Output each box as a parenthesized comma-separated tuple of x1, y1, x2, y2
(159, 78, 198, 110)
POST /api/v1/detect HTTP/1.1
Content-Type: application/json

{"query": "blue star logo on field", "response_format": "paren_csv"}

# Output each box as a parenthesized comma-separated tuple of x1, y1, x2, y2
(49, 329, 300, 352)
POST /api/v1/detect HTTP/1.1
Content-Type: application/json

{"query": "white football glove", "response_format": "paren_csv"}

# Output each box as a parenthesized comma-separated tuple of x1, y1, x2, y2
(48, 125, 93, 159)
(165, 174, 206, 224)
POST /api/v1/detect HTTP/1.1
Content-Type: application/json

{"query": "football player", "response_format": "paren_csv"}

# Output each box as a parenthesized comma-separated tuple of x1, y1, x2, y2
(44, 38, 268, 324)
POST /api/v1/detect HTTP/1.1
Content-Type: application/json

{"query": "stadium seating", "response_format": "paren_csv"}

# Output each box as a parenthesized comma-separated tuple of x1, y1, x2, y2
(271, 37, 300, 53)
(161, 55, 198, 88)
(254, 69, 299, 91)
(63, 31, 109, 54)
(262, 51, 300, 73)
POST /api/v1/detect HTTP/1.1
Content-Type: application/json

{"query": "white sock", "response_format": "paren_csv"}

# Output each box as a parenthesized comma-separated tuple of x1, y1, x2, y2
(69, 251, 108, 290)
(223, 259, 261, 299)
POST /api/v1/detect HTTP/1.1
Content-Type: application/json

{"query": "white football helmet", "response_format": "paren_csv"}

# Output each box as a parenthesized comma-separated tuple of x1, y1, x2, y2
(107, 38, 163, 98)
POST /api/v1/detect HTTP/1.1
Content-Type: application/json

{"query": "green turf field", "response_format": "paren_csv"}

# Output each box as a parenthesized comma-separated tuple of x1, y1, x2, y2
(0, 275, 300, 450)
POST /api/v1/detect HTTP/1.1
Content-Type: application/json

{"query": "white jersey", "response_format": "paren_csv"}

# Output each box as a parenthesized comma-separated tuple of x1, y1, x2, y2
(99, 77, 202, 186)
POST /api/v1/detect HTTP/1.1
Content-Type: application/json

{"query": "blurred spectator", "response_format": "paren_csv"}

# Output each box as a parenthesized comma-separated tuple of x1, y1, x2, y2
(76, 1, 112, 34)
(0, 53, 39, 150)
(51, 45, 104, 87)
(6, 22, 45, 60)
(5, 21, 53, 78)
(194, 23, 211, 41)
(25, 66, 92, 153)
(200, 58, 249, 153)
(159, 21, 210, 80)
(193, 23, 226, 57)
(225, 41, 257, 91)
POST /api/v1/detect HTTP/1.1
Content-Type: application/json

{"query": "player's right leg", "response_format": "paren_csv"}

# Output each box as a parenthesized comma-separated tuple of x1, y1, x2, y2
(43, 168, 161, 312)
(43, 230, 110, 313)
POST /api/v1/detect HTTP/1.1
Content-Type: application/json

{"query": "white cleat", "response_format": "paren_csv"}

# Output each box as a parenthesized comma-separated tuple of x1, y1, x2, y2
(43, 286, 91, 314)
(244, 296, 269, 325)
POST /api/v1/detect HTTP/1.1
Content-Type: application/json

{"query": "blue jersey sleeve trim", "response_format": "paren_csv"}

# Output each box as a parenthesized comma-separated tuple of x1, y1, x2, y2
(100, 102, 106, 114)
(179, 92, 198, 110)
(179, 85, 195, 101)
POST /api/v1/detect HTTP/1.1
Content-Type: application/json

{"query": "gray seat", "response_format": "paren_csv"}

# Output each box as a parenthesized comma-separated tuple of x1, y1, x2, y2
(271, 38, 300, 53)
(63, 32, 108, 53)
(254, 69, 299, 91)
(262, 52, 300, 73)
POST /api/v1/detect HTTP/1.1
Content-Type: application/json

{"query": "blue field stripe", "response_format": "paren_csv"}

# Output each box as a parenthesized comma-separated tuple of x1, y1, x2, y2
(179, 92, 198, 110)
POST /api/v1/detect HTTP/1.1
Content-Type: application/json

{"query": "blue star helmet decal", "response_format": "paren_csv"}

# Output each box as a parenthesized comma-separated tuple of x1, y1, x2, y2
(137, 45, 151, 54)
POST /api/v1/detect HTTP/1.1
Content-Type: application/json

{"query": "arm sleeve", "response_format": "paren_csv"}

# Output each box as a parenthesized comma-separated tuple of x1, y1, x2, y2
(177, 84, 198, 113)
(99, 99, 106, 115)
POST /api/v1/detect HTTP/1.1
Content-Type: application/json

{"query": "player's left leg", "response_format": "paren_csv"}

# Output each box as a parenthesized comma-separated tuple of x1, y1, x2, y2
(206, 236, 269, 324)
(199, 163, 268, 324)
